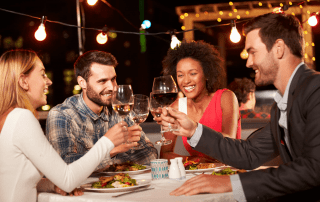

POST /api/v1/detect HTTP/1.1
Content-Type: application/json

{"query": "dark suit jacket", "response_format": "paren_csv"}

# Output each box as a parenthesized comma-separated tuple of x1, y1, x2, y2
(194, 65, 320, 201)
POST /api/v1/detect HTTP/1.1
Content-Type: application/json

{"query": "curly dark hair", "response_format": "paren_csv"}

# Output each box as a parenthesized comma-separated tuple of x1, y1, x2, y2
(162, 40, 226, 93)
(228, 78, 256, 106)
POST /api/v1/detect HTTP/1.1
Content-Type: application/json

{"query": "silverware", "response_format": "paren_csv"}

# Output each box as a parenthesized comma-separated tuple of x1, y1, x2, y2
(112, 187, 154, 198)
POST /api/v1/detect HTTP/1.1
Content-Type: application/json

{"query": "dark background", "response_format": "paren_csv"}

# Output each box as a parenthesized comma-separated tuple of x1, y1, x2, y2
(1, 0, 319, 121)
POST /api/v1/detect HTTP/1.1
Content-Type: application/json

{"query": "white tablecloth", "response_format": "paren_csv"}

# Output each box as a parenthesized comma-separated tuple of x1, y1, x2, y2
(38, 171, 236, 202)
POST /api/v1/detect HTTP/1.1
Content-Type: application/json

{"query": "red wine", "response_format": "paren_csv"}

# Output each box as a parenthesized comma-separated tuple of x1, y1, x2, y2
(113, 104, 133, 116)
(152, 92, 178, 106)
(150, 109, 161, 118)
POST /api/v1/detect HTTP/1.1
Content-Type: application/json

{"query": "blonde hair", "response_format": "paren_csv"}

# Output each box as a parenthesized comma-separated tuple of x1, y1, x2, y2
(0, 49, 39, 116)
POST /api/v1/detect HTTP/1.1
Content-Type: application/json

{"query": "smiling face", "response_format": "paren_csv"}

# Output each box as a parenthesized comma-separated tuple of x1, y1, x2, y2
(82, 63, 117, 110)
(24, 59, 52, 109)
(245, 29, 279, 87)
(176, 58, 207, 99)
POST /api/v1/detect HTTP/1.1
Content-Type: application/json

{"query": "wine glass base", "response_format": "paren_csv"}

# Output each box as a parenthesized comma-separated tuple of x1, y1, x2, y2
(155, 139, 172, 146)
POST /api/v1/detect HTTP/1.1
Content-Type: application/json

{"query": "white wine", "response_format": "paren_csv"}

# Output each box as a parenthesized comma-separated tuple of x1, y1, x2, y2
(132, 113, 149, 124)
(113, 103, 133, 116)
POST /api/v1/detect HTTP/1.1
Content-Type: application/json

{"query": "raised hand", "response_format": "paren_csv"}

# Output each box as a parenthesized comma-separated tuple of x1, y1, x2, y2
(103, 121, 129, 147)
(161, 107, 198, 138)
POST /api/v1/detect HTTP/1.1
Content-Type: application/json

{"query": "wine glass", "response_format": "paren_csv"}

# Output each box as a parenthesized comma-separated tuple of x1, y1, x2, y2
(129, 94, 150, 150)
(112, 85, 134, 122)
(112, 85, 135, 150)
(151, 75, 178, 145)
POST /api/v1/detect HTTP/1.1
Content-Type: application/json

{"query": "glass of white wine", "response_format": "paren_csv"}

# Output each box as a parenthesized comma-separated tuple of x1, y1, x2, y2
(112, 85, 134, 121)
(129, 94, 150, 150)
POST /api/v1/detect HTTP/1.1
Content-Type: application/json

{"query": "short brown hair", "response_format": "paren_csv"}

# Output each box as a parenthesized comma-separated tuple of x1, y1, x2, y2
(228, 78, 255, 106)
(74, 50, 118, 81)
(243, 13, 304, 58)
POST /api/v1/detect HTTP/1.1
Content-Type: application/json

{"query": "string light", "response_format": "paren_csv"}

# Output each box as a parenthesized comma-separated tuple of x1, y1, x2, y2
(308, 15, 318, 27)
(170, 31, 181, 49)
(230, 20, 241, 43)
(140, 20, 151, 30)
(96, 26, 108, 44)
(34, 16, 47, 41)
(240, 49, 248, 59)
(87, 0, 98, 6)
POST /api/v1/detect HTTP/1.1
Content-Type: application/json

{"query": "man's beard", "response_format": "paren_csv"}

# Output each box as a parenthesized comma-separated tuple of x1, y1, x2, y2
(86, 83, 111, 107)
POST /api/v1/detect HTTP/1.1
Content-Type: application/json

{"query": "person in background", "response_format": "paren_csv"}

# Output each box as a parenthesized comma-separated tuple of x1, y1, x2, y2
(158, 40, 241, 163)
(228, 77, 270, 119)
(46, 50, 157, 173)
(161, 13, 320, 201)
(0, 49, 132, 202)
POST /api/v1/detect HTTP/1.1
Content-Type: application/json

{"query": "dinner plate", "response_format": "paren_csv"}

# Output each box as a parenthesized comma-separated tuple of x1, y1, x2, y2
(102, 165, 151, 175)
(184, 163, 227, 173)
(81, 179, 152, 193)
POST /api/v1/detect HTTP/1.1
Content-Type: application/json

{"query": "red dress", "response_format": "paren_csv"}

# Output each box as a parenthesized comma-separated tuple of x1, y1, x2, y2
(182, 89, 242, 157)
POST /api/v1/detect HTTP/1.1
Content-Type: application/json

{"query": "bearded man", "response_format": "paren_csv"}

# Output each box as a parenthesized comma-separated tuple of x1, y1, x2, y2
(46, 50, 157, 172)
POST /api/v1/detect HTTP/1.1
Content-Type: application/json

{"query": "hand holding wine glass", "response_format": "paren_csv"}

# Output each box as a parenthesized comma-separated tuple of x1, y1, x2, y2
(112, 85, 139, 150)
(151, 75, 178, 145)
(129, 94, 150, 150)
(112, 85, 134, 122)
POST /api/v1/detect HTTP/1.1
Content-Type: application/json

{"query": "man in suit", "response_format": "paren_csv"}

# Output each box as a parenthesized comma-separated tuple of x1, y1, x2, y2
(161, 13, 320, 201)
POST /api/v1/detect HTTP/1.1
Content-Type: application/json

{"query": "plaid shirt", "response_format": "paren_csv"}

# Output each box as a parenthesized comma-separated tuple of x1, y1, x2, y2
(46, 93, 157, 171)
(240, 109, 271, 119)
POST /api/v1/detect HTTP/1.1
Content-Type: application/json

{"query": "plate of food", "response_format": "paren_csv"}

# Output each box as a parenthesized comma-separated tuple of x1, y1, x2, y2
(211, 167, 247, 175)
(81, 173, 151, 193)
(183, 157, 225, 173)
(102, 161, 151, 175)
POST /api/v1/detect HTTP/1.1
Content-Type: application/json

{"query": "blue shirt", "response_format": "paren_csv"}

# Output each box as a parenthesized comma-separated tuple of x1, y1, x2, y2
(46, 93, 158, 171)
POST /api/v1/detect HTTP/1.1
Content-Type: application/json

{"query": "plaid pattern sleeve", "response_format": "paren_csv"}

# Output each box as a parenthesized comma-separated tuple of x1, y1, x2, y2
(46, 108, 89, 164)
(46, 94, 158, 172)
(96, 115, 158, 170)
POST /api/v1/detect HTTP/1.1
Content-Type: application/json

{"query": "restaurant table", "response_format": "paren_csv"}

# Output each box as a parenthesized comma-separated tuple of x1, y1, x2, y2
(37, 170, 236, 202)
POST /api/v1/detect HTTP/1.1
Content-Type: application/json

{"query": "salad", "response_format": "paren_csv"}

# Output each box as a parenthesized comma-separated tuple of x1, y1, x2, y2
(211, 167, 247, 175)
(104, 161, 146, 172)
(92, 173, 137, 188)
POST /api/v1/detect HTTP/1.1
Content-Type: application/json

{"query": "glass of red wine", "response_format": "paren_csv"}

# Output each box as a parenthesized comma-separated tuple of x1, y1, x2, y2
(151, 75, 178, 145)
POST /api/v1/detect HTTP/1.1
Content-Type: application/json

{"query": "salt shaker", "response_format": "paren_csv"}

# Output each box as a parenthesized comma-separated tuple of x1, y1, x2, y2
(175, 157, 186, 180)
(168, 159, 181, 180)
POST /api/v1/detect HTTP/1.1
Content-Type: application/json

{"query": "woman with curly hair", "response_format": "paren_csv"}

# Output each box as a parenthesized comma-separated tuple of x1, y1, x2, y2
(159, 40, 241, 163)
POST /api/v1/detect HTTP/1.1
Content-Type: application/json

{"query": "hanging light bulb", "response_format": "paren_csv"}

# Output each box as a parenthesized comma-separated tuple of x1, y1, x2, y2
(230, 20, 241, 43)
(240, 49, 248, 59)
(35, 16, 47, 41)
(141, 20, 151, 29)
(170, 34, 181, 49)
(308, 15, 318, 26)
(96, 26, 108, 44)
(87, 0, 98, 6)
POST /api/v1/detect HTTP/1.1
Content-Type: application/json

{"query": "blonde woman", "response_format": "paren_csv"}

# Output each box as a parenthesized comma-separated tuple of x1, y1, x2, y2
(0, 50, 136, 202)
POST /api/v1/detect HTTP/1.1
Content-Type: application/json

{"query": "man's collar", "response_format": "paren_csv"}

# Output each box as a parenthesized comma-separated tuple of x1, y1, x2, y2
(274, 62, 304, 110)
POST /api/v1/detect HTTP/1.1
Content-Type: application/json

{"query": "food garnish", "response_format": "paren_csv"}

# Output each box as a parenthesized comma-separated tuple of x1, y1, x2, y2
(104, 161, 146, 172)
(91, 173, 137, 188)
(211, 167, 247, 175)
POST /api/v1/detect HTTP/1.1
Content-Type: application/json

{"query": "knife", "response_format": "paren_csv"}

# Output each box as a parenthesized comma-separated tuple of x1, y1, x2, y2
(112, 187, 154, 198)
